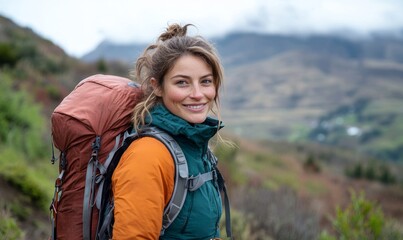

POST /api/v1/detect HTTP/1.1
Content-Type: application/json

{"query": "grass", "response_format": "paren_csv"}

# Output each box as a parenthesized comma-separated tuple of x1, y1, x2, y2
(0, 146, 55, 211)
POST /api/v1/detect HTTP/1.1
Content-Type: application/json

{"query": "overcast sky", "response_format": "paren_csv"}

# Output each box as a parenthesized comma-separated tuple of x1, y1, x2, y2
(1, 0, 403, 58)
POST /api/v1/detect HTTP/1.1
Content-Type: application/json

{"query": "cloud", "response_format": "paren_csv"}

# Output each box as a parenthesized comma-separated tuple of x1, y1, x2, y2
(1, 0, 402, 57)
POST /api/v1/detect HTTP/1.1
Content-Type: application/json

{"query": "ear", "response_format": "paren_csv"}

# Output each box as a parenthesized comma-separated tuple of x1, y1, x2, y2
(151, 78, 162, 97)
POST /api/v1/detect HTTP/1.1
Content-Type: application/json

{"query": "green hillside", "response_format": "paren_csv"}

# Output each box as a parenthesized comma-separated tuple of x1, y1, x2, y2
(221, 48, 403, 162)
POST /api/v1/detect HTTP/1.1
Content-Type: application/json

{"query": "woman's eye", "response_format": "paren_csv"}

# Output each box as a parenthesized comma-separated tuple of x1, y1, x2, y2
(201, 79, 213, 85)
(176, 80, 188, 86)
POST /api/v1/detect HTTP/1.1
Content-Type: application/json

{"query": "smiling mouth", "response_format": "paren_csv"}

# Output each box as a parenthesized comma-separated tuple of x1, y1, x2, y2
(184, 104, 206, 110)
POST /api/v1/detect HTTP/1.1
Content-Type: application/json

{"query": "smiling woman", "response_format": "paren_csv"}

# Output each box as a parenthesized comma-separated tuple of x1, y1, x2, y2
(111, 23, 230, 240)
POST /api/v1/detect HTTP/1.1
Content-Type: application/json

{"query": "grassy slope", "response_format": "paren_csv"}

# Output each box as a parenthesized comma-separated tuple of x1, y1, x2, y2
(230, 134, 403, 227)
(221, 50, 403, 162)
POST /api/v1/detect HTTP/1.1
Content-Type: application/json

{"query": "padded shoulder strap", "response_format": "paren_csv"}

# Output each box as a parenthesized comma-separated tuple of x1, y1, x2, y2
(136, 127, 189, 235)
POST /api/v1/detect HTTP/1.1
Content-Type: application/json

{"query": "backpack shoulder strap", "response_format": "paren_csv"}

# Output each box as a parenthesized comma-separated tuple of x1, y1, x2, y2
(207, 148, 233, 239)
(136, 127, 188, 235)
(96, 126, 189, 239)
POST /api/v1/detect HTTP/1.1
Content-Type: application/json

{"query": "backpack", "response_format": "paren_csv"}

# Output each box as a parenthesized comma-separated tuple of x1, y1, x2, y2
(49, 74, 232, 240)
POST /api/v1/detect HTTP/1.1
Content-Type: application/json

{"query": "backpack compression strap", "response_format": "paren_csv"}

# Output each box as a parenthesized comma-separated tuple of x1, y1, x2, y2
(83, 132, 125, 240)
(83, 136, 102, 240)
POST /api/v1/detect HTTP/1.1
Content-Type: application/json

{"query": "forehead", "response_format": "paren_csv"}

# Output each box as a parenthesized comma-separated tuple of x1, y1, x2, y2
(166, 55, 212, 77)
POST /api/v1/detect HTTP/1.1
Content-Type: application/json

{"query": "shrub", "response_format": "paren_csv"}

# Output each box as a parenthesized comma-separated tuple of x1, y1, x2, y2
(345, 162, 397, 185)
(0, 147, 50, 210)
(219, 208, 251, 240)
(233, 186, 319, 239)
(364, 163, 376, 180)
(0, 76, 46, 159)
(96, 58, 108, 73)
(213, 142, 242, 184)
(0, 209, 24, 240)
(0, 43, 19, 67)
(45, 84, 62, 101)
(304, 154, 321, 173)
(320, 190, 387, 240)
(378, 165, 396, 184)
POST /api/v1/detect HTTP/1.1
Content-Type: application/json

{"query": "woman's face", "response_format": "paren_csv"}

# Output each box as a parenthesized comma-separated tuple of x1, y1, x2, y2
(153, 54, 216, 124)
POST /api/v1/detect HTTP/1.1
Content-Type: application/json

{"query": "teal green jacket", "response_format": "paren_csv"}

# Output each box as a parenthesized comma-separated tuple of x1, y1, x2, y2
(146, 104, 223, 240)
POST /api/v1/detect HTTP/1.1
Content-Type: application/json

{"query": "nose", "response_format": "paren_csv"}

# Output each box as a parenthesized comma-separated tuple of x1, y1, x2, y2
(190, 85, 203, 99)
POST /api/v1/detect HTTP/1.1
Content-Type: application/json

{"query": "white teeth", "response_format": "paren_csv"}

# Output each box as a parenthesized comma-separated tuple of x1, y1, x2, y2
(186, 104, 203, 109)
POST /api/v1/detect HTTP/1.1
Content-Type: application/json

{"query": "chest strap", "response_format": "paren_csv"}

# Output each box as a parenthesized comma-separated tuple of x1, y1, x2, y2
(186, 170, 216, 192)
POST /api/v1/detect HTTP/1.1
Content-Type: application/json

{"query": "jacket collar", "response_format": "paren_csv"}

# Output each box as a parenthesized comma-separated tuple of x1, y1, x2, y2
(145, 104, 223, 147)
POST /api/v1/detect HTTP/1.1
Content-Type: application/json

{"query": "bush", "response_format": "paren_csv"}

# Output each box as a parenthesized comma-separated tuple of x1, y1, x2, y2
(0, 209, 24, 240)
(96, 58, 108, 73)
(378, 165, 396, 184)
(320, 190, 389, 240)
(0, 43, 19, 67)
(304, 154, 321, 173)
(345, 162, 396, 185)
(0, 147, 50, 210)
(0, 76, 46, 159)
(213, 142, 242, 184)
(233, 186, 320, 240)
(335, 191, 383, 239)
(219, 209, 252, 240)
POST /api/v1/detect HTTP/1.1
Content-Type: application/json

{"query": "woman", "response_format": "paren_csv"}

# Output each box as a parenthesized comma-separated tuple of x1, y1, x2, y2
(112, 23, 227, 239)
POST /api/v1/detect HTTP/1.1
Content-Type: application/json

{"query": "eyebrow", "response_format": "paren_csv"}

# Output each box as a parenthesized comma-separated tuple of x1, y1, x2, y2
(171, 73, 213, 79)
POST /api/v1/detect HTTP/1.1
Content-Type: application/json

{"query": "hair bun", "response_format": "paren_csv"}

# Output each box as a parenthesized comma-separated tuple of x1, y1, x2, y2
(158, 23, 192, 41)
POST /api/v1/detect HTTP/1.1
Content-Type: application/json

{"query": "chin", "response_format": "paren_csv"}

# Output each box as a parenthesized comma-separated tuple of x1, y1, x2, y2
(186, 117, 207, 124)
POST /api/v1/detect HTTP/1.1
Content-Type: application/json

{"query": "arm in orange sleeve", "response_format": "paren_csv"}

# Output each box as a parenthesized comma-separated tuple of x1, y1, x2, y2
(111, 136, 175, 240)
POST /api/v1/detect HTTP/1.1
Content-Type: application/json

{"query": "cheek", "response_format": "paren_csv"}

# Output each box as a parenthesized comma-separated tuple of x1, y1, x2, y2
(163, 89, 187, 104)
(206, 87, 217, 100)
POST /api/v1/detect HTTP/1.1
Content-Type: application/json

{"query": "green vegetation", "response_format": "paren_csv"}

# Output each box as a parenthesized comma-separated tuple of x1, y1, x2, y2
(219, 209, 251, 240)
(233, 186, 320, 240)
(303, 154, 321, 173)
(0, 42, 19, 67)
(320, 190, 403, 240)
(0, 147, 54, 210)
(346, 162, 396, 184)
(0, 72, 55, 237)
(308, 98, 403, 162)
(214, 142, 246, 185)
(0, 209, 23, 240)
(96, 58, 108, 73)
(0, 76, 47, 159)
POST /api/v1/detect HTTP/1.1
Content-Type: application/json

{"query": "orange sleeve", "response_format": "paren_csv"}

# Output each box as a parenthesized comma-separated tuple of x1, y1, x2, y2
(111, 136, 175, 240)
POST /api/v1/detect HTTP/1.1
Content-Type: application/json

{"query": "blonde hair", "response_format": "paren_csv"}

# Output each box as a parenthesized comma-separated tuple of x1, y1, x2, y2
(131, 23, 224, 131)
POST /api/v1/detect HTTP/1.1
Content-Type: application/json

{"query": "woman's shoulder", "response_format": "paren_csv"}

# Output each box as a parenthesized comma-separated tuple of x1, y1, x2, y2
(123, 136, 174, 164)
(113, 136, 175, 182)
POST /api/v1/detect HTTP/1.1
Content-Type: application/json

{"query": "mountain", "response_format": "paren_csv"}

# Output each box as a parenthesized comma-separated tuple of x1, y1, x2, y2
(82, 32, 403, 162)
(81, 40, 147, 63)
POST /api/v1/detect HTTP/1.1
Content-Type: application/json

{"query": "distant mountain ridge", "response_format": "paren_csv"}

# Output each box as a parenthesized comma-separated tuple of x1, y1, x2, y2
(81, 32, 403, 162)
(81, 40, 147, 63)
(82, 32, 403, 67)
